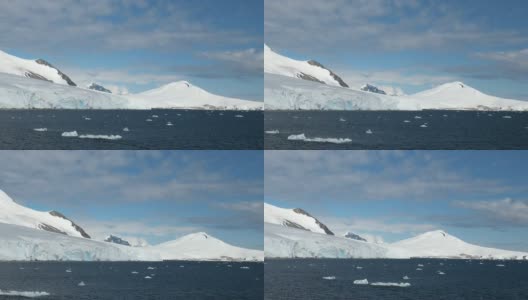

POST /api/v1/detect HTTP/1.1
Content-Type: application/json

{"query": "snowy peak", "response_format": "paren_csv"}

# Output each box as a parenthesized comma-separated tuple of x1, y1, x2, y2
(0, 50, 76, 86)
(264, 203, 334, 235)
(87, 82, 112, 93)
(264, 44, 349, 88)
(0, 189, 90, 239)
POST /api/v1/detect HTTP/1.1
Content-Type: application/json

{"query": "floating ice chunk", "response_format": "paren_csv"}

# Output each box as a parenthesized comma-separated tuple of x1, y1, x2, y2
(339, 117, 346, 122)
(84, 117, 91, 121)
(417, 264, 424, 267)
(443, 114, 448, 117)
(287, 133, 352, 144)
(265, 130, 280, 134)
(144, 276, 152, 279)
(152, 115, 159, 118)
(33, 128, 48, 132)
(235, 115, 244, 118)
(416, 268, 422, 271)
(147, 266, 156, 270)
(365, 129, 373, 134)
(78, 281, 85, 286)
(166, 122, 173, 126)
(65, 268, 72, 273)
(322, 276, 336, 280)
(78, 134, 122, 140)
(403, 120, 411, 123)
(180, 265, 185, 268)
(240, 266, 250, 269)
(371, 282, 411, 287)
(496, 264, 505, 267)
(146, 119, 153, 122)
(437, 271, 445, 275)
(503, 116, 512, 119)
(123, 127, 129, 132)
(131, 271, 138, 274)
(227, 265, 232, 268)
(62, 131, 78, 137)
(0, 290, 50, 297)
(353, 279, 368, 285)
(420, 124, 428, 128)
(414, 116, 422, 119)
(356, 266, 363, 270)
(403, 276, 410, 280)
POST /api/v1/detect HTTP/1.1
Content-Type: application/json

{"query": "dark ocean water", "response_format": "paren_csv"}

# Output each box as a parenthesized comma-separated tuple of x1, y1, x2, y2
(0, 261, 263, 300)
(0, 110, 263, 150)
(264, 111, 528, 149)
(264, 259, 528, 300)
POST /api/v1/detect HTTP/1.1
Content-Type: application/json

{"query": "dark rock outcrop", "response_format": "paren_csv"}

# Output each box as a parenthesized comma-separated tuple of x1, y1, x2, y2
(293, 208, 335, 235)
(49, 210, 91, 238)
(35, 59, 77, 86)
(344, 232, 367, 242)
(307, 60, 349, 88)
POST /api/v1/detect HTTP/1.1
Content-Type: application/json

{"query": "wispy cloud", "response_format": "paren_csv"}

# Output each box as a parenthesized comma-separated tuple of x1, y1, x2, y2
(453, 198, 528, 227)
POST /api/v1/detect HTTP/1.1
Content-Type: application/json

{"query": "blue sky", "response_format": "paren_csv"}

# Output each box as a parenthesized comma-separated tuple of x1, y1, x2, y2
(265, 0, 528, 99)
(265, 151, 528, 251)
(0, 151, 263, 249)
(0, 0, 263, 100)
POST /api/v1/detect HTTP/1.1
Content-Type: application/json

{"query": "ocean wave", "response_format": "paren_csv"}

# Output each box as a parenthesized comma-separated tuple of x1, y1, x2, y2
(33, 128, 47, 132)
(371, 282, 411, 287)
(287, 133, 352, 144)
(79, 134, 122, 140)
(265, 130, 280, 134)
(0, 290, 50, 298)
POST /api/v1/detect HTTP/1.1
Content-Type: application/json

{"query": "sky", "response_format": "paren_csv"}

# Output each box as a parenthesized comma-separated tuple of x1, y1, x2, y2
(0, 0, 263, 100)
(0, 151, 263, 250)
(265, 151, 528, 251)
(265, 0, 528, 100)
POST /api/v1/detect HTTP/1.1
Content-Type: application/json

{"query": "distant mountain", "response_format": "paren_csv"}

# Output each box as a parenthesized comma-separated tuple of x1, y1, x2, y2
(153, 232, 263, 261)
(104, 235, 131, 246)
(0, 50, 76, 86)
(0, 189, 90, 238)
(87, 83, 112, 93)
(344, 231, 367, 242)
(264, 203, 334, 235)
(264, 44, 348, 88)
(361, 84, 386, 95)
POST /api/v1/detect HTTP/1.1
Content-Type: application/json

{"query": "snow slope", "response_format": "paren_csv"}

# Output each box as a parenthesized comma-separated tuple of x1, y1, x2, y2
(392, 230, 528, 260)
(0, 222, 157, 261)
(264, 44, 349, 88)
(264, 203, 334, 235)
(152, 232, 263, 261)
(0, 50, 75, 86)
(0, 189, 90, 238)
(266, 73, 528, 111)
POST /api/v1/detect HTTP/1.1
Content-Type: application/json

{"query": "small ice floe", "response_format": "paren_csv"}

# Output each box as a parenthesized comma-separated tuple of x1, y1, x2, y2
(177, 113, 182, 116)
(414, 116, 422, 119)
(131, 271, 139, 274)
(78, 281, 86, 287)
(227, 265, 232, 268)
(152, 115, 159, 118)
(62, 131, 79, 137)
(443, 114, 448, 117)
(322, 276, 336, 280)
(353, 279, 369, 285)
(496, 264, 505, 267)
(420, 124, 428, 128)
(33, 128, 48, 132)
(147, 266, 156, 270)
(78, 134, 122, 140)
(235, 115, 244, 118)
(65, 268, 72, 273)
(219, 112, 224, 116)
(19, 267, 24, 270)
(365, 129, 373, 134)
(84, 117, 91, 121)
(403, 120, 411, 123)
(437, 271, 445, 275)
(403, 276, 410, 280)
(371, 282, 411, 287)
(479, 262, 484, 265)
(339, 117, 346, 122)
(240, 266, 250, 270)
(356, 266, 363, 270)
(179, 265, 185, 268)
(123, 127, 130, 132)
(265, 130, 280, 134)
(417, 264, 424, 267)
(146, 119, 153, 122)
(503, 116, 512, 119)
(0, 290, 50, 297)
(287, 133, 352, 144)
(144, 276, 152, 279)
(166, 122, 173, 126)
(416, 268, 423, 271)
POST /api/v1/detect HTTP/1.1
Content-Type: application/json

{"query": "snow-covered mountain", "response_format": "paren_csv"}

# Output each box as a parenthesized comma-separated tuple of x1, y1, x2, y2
(104, 235, 131, 246)
(87, 82, 112, 93)
(264, 44, 348, 88)
(264, 203, 334, 235)
(0, 189, 90, 238)
(0, 50, 76, 86)
(265, 73, 528, 111)
(0, 50, 262, 110)
(264, 203, 528, 260)
(392, 230, 528, 260)
(152, 232, 263, 261)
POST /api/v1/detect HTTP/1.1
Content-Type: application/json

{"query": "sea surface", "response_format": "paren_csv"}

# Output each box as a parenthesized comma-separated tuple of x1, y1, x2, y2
(264, 111, 528, 149)
(264, 259, 528, 300)
(0, 261, 263, 300)
(0, 110, 263, 150)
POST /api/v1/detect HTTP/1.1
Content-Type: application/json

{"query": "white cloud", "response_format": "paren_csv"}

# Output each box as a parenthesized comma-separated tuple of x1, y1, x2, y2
(454, 198, 528, 226)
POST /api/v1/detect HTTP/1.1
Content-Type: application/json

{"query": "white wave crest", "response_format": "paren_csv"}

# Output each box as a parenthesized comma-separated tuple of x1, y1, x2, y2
(78, 134, 122, 140)
(0, 290, 50, 297)
(353, 279, 369, 285)
(288, 133, 352, 144)
(33, 128, 47, 132)
(371, 282, 411, 287)
(322, 276, 336, 280)
(265, 130, 280, 134)
(61, 131, 78, 137)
